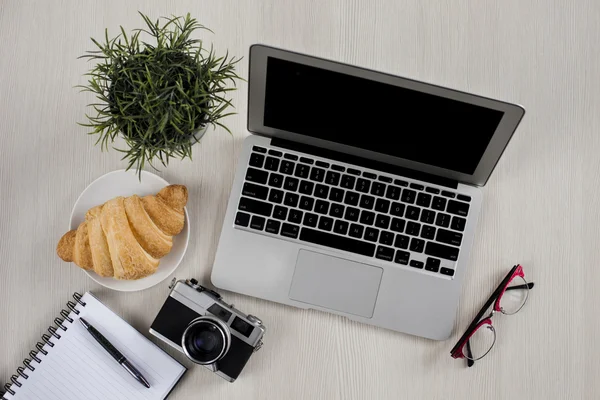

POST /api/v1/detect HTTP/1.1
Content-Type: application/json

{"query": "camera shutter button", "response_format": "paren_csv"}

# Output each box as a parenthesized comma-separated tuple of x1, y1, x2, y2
(247, 315, 262, 325)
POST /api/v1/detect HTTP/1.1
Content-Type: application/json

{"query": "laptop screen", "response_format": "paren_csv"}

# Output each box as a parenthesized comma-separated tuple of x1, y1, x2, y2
(263, 57, 504, 175)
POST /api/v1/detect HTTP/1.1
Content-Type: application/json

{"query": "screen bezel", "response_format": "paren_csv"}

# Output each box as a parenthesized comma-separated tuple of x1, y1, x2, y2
(247, 44, 525, 186)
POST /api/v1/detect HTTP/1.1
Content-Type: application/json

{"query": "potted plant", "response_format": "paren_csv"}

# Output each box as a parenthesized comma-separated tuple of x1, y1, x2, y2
(79, 13, 240, 177)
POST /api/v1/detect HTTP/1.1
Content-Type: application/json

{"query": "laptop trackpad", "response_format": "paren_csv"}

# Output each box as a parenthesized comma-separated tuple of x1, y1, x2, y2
(289, 250, 383, 318)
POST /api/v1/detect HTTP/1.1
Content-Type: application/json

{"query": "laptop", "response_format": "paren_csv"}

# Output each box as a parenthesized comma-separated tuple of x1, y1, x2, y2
(211, 45, 525, 340)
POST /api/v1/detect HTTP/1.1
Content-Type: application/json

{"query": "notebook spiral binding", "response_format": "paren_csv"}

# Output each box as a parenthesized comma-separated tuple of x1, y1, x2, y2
(1, 292, 86, 399)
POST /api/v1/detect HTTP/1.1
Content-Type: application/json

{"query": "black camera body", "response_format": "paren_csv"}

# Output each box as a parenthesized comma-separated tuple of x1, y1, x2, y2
(150, 279, 265, 382)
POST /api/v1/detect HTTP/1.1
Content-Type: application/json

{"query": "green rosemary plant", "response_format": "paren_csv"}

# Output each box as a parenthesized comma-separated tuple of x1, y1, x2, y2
(79, 12, 241, 177)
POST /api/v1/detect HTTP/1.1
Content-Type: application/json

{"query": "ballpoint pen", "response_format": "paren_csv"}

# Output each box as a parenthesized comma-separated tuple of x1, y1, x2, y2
(79, 318, 151, 389)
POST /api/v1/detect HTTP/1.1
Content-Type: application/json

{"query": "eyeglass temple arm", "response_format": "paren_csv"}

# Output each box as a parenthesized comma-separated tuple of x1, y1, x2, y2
(505, 282, 535, 291)
(466, 341, 475, 367)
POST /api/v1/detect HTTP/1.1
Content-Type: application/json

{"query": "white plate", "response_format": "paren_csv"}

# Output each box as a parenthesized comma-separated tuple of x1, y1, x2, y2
(69, 170, 190, 292)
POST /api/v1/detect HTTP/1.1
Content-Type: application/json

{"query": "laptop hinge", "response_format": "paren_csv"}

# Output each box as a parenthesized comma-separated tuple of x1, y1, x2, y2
(270, 138, 459, 189)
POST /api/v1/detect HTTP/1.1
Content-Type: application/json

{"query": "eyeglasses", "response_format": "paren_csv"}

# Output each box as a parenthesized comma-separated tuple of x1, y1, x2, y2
(450, 264, 534, 366)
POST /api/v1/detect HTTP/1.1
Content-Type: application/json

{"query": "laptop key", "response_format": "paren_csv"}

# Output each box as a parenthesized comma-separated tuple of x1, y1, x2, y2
(451, 216, 467, 232)
(421, 225, 436, 240)
(432, 196, 447, 211)
(250, 216, 266, 230)
(416, 193, 432, 208)
(425, 257, 441, 272)
(284, 193, 299, 208)
(253, 146, 266, 154)
(268, 149, 282, 157)
(379, 231, 394, 246)
(303, 212, 318, 227)
(395, 250, 410, 265)
(425, 187, 440, 194)
(371, 182, 386, 197)
(347, 168, 361, 176)
(406, 221, 421, 236)
(457, 194, 471, 202)
(359, 194, 375, 210)
(447, 200, 470, 217)
(360, 210, 375, 225)
(329, 188, 345, 202)
(436, 228, 463, 246)
(410, 183, 424, 191)
(281, 223, 300, 239)
(345, 207, 360, 221)
(284, 177, 299, 192)
(390, 218, 406, 233)
(249, 153, 264, 168)
(435, 213, 451, 228)
(299, 196, 315, 211)
(333, 220, 349, 235)
(268, 173, 284, 188)
(294, 164, 310, 179)
(273, 206, 288, 220)
(288, 209, 303, 224)
(265, 156, 280, 171)
(318, 216, 334, 231)
(331, 164, 345, 172)
(315, 200, 330, 214)
(375, 198, 390, 213)
(235, 212, 250, 227)
(300, 157, 314, 165)
(329, 203, 345, 218)
(239, 197, 272, 217)
(280, 160, 295, 175)
(341, 175, 356, 189)
(268, 189, 284, 204)
(375, 214, 390, 229)
(363, 172, 377, 179)
(394, 234, 409, 249)
(409, 238, 425, 253)
(316, 161, 330, 168)
(284, 153, 298, 161)
(300, 228, 375, 257)
(420, 209, 435, 224)
(265, 219, 280, 234)
(394, 179, 408, 187)
(385, 185, 401, 200)
(441, 191, 456, 198)
(378, 176, 392, 183)
(246, 168, 268, 184)
(325, 171, 341, 186)
(425, 242, 459, 261)
(401, 189, 416, 204)
(356, 178, 371, 193)
(409, 260, 424, 269)
(242, 182, 268, 200)
(344, 191, 360, 206)
(310, 167, 325, 182)
(376, 246, 394, 262)
(364, 227, 379, 242)
(299, 180, 314, 195)
(440, 267, 455, 277)
(349, 224, 364, 238)
(390, 202, 405, 217)
(406, 206, 420, 220)
(314, 184, 329, 199)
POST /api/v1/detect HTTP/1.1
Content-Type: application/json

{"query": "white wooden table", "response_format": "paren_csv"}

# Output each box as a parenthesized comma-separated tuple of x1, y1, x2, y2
(1, 1, 599, 399)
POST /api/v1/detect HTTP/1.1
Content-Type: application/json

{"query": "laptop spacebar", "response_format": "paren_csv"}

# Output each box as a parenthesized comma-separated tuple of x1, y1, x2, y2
(299, 228, 376, 257)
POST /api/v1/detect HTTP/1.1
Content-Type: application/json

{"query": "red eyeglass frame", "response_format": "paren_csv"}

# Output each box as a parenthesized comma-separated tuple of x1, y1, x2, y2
(450, 264, 534, 365)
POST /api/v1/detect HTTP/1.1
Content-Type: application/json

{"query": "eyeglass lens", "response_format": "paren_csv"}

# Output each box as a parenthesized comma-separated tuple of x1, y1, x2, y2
(463, 324, 496, 361)
(499, 276, 529, 315)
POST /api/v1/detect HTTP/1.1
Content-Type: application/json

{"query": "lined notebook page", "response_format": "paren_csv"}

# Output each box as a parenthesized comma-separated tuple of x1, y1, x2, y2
(5, 292, 186, 400)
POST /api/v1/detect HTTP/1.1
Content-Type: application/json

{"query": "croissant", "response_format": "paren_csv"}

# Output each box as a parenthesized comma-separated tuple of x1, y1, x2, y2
(57, 185, 188, 280)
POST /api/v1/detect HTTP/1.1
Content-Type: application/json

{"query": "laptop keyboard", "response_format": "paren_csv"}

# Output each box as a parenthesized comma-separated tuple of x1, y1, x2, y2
(234, 146, 471, 278)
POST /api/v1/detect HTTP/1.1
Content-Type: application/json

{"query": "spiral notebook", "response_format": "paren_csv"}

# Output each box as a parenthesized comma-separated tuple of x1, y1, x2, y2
(1, 292, 186, 400)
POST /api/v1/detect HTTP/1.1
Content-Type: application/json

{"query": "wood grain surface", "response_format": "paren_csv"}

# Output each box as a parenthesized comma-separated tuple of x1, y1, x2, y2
(1, 0, 599, 399)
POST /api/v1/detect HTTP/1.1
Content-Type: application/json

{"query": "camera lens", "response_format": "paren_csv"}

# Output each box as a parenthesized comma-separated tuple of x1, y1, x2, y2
(182, 317, 230, 365)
